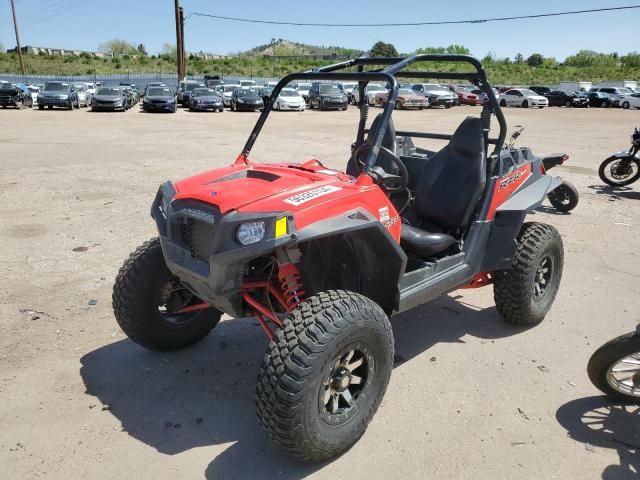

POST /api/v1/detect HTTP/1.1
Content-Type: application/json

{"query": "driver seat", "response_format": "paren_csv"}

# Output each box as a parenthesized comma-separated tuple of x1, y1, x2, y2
(346, 113, 399, 177)
(400, 117, 485, 257)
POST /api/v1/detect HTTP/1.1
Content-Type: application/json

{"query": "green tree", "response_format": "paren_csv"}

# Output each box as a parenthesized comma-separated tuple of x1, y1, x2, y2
(621, 52, 640, 68)
(98, 39, 137, 57)
(482, 51, 496, 64)
(515, 53, 524, 64)
(370, 41, 398, 57)
(527, 53, 544, 67)
(137, 43, 147, 55)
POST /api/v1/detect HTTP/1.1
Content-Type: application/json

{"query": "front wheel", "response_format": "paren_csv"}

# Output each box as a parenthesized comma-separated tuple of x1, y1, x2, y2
(112, 238, 222, 351)
(547, 181, 579, 212)
(565, 100, 572, 108)
(599, 156, 640, 187)
(500, 99, 507, 107)
(522, 100, 529, 108)
(588, 332, 640, 403)
(494, 223, 564, 326)
(256, 290, 394, 461)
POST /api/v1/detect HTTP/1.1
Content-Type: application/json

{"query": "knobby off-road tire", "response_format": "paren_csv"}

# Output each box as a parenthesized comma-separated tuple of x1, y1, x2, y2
(494, 222, 564, 326)
(112, 237, 221, 351)
(547, 181, 579, 212)
(255, 290, 394, 461)
(587, 332, 640, 403)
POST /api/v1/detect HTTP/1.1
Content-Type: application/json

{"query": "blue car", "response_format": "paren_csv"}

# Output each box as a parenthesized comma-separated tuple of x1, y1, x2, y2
(38, 81, 80, 110)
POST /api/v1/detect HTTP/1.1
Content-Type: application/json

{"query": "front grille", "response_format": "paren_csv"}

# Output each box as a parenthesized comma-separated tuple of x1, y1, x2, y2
(180, 218, 215, 262)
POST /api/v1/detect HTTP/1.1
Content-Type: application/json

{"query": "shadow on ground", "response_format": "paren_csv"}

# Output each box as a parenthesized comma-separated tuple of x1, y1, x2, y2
(556, 396, 640, 480)
(588, 184, 640, 201)
(80, 294, 531, 479)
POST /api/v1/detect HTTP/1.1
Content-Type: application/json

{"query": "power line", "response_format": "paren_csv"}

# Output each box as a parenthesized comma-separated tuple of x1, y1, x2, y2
(188, 5, 640, 27)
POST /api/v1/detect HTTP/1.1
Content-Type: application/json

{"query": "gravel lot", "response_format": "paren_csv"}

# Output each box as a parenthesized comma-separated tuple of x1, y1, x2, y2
(1, 104, 639, 480)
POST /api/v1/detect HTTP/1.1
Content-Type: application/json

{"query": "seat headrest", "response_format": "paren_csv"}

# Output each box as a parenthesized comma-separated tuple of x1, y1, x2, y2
(449, 117, 484, 157)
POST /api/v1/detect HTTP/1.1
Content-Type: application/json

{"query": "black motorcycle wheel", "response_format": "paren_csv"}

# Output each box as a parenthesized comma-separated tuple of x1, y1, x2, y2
(588, 332, 640, 403)
(599, 156, 640, 187)
(548, 182, 579, 212)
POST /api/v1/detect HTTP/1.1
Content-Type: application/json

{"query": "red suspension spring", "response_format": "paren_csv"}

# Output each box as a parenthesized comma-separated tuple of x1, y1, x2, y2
(277, 262, 306, 311)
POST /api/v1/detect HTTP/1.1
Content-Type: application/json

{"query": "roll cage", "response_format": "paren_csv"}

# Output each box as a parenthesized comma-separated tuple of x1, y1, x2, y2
(238, 54, 507, 177)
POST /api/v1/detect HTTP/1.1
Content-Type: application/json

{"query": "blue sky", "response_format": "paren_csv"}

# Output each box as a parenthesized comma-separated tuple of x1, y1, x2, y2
(1, 0, 638, 60)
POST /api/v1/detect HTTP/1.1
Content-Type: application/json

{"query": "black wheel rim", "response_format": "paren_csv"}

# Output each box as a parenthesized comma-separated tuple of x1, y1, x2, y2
(156, 278, 203, 325)
(319, 346, 372, 424)
(607, 159, 637, 181)
(533, 256, 553, 301)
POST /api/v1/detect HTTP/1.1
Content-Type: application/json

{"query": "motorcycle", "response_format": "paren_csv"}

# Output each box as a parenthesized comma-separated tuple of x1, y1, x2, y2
(599, 127, 640, 187)
(508, 126, 579, 212)
(588, 325, 640, 403)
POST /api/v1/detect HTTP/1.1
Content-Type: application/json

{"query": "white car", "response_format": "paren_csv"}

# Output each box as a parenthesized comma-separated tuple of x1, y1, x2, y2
(240, 80, 256, 89)
(339, 82, 358, 100)
(27, 84, 40, 104)
(499, 89, 548, 108)
(296, 82, 312, 103)
(410, 83, 456, 108)
(620, 93, 640, 109)
(219, 84, 240, 107)
(351, 83, 387, 105)
(73, 83, 91, 107)
(274, 88, 306, 111)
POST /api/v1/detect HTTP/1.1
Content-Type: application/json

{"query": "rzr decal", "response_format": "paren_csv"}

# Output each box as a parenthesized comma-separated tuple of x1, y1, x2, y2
(499, 171, 525, 190)
(283, 185, 341, 206)
(486, 164, 532, 220)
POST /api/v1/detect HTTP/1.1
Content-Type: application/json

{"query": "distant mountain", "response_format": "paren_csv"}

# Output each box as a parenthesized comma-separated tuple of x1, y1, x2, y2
(235, 38, 364, 57)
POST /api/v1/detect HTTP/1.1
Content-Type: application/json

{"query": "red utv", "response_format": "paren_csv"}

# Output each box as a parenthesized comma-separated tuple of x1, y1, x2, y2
(113, 55, 565, 461)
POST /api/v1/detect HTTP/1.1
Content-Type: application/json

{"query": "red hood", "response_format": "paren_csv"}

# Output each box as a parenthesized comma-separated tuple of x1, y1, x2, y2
(173, 160, 354, 214)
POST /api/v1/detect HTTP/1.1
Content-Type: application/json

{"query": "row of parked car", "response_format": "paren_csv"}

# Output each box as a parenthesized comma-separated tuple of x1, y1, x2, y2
(3, 77, 640, 113)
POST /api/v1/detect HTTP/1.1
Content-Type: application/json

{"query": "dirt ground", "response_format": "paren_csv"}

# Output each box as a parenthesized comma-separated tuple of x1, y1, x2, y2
(1, 103, 639, 480)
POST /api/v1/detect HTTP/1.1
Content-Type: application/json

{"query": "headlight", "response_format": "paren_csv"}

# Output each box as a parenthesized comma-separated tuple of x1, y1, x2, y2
(237, 99, 245, 103)
(60, 94, 68, 99)
(236, 222, 265, 245)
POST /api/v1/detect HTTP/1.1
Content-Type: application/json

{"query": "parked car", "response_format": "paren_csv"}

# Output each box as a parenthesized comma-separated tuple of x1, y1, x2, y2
(144, 82, 167, 96)
(374, 87, 428, 109)
(256, 87, 274, 104)
(91, 86, 127, 112)
(38, 81, 79, 110)
(338, 82, 358, 102)
(219, 84, 240, 107)
(273, 88, 306, 111)
(619, 93, 640, 110)
(352, 83, 388, 106)
(177, 80, 205, 107)
(0, 82, 32, 109)
(545, 90, 589, 108)
(142, 86, 177, 113)
(453, 86, 482, 106)
(120, 86, 135, 109)
(469, 87, 500, 104)
(296, 82, 312, 103)
(240, 80, 257, 89)
(308, 83, 349, 110)
(73, 83, 90, 107)
(529, 86, 552, 96)
(591, 87, 633, 106)
(410, 83, 456, 108)
(499, 88, 548, 108)
(581, 92, 613, 108)
(230, 88, 264, 111)
(85, 82, 97, 97)
(26, 84, 40, 105)
(189, 87, 224, 112)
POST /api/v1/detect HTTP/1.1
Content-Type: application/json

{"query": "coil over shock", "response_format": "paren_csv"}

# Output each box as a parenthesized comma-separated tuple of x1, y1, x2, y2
(277, 262, 306, 311)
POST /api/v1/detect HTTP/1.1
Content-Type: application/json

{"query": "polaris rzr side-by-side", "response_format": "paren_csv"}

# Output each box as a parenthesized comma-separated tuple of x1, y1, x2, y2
(113, 55, 566, 461)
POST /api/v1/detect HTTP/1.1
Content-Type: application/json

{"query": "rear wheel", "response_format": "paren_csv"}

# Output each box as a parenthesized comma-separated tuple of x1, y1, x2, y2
(112, 238, 222, 351)
(256, 290, 394, 461)
(547, 181, 579, 212)
(599, 156, 640, 187)
(500, 99, 507, 107)
(565, 100, 572, 108)
(622, 101, 630, 109)
(522, 100, 529, 108)
(395, 100, 402, 110)
(494, 223, 564, 326)
(588, 332, 640, 403)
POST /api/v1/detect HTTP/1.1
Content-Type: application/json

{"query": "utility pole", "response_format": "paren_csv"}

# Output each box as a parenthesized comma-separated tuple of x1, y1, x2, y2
(174, 0, 183, 80)
(10, 0, 26, 76)
(179, 7, 186, 78)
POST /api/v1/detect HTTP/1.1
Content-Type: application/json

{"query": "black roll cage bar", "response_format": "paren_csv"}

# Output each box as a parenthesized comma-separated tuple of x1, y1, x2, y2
(239, 54, 507, 175)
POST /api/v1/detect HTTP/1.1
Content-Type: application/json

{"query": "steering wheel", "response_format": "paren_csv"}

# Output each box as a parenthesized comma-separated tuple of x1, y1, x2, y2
(353, 143, 409, 193)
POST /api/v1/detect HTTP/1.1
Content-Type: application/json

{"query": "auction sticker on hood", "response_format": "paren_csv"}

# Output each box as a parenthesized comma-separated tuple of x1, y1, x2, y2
(283, 185, 342, 206)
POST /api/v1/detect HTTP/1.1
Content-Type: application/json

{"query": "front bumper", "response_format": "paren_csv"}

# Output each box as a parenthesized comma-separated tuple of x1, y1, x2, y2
(192, 102, 223, 111)
(92, 102, 125, 111)
(145, 101, 176, 112)
(320, 99, 348, 109)
(152, 182, 295, 317)
(428, 96, 455, 107)
(39, 97, 72, 107)
(0, 96, 20, 106)
(235, 102, 262, 111)
(277, 102, 304, 110)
